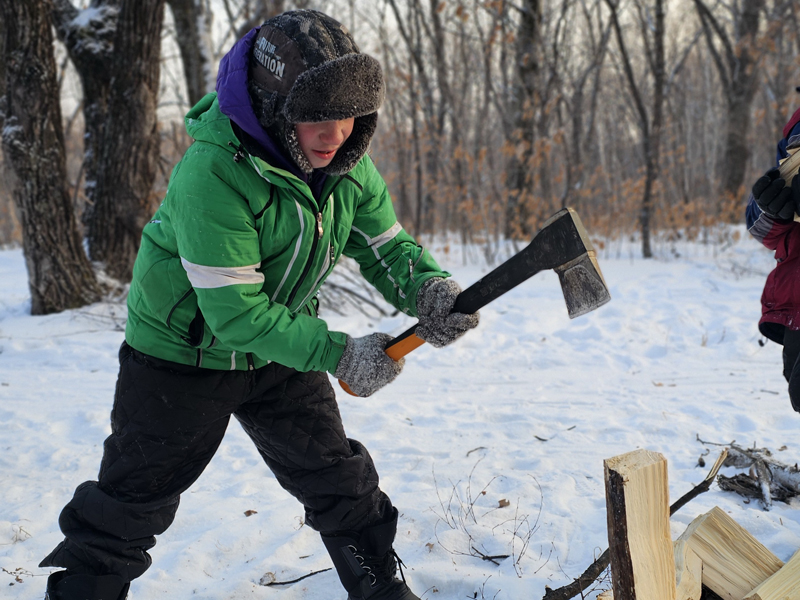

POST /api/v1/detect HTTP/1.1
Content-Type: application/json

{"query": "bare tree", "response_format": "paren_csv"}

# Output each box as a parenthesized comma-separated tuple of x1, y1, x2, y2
(53, 0, 167, 282)
(167, 0, 216, 107)
(556, 0, 612, 209)
(757, 1, 800, 140)
(604, 0, 667, 258)
(215, 0, 286, 55)
(505, 0, 542, 238)
(384, 0, 442, 235)
(693, 0, 764, 214)
(0, 0, 101, 313)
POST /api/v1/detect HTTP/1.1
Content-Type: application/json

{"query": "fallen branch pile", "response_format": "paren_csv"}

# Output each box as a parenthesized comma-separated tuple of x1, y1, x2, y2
(716, 443, 800, 510)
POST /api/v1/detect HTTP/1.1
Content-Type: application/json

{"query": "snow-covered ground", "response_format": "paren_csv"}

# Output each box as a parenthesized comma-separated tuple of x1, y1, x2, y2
(2, 229, 799, 600)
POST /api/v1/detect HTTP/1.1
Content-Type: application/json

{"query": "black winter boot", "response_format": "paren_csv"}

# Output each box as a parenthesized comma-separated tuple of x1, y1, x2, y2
(322, 509, 420, 600)
(44, 570, 129, 600)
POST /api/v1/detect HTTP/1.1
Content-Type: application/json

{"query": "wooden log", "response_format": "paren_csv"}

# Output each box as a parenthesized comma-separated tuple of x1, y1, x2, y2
(676, 507, 783, 600)
(777, 147, 800, 222)
(543, 450, 728, 600)
(605, 449, 676, 600)
(674, 540, 702, 600)
(744, 548, 800, 600)
(778, 145, 800, 187)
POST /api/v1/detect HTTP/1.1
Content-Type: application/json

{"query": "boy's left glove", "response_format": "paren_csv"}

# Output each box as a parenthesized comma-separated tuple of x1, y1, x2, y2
(416, 278, 479, 347)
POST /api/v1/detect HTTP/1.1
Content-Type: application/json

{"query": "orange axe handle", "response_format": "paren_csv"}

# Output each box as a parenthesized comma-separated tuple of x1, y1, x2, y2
(338, 326, 426, 396)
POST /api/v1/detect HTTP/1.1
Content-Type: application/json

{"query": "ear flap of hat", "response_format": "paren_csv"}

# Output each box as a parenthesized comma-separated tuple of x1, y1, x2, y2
(283, 54, 385, 124)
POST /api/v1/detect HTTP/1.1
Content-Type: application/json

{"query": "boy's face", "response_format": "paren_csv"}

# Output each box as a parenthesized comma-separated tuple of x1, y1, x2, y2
(295, 118, 356, 169)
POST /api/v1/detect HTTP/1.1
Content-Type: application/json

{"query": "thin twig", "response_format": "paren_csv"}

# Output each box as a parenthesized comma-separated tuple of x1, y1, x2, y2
(471, 546, 510, 565)
(262, 567, 332, 586)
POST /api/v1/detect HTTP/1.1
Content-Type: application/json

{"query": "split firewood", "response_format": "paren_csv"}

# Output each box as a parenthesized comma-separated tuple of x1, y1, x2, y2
(778, 138, 800, 223)
(744, 548, 800, 600)
(604, 449, 675, 600)
(676, 507, 783, 600)
(674, 540, 702, 600)
(778, 139, 800, 186)
(541, 450, 727, 600)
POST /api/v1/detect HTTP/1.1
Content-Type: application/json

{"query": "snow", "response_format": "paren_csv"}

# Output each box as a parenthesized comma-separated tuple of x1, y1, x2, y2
(69, 6, 116, 30)
(67, 6, 118, 57)
(2, 230, 800, 600)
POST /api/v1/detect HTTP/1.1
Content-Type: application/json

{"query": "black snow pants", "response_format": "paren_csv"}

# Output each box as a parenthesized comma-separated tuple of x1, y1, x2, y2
(783, 328, 800, 412)
(40, 342, 394, 583)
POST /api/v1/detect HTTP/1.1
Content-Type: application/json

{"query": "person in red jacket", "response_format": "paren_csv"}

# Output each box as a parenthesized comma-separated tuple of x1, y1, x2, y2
(747, 104, 800, 412)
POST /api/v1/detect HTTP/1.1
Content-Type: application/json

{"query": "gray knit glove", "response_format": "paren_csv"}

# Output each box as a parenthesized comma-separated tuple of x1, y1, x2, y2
(416, 278, 479, 348)
(333, 333, 404, 397)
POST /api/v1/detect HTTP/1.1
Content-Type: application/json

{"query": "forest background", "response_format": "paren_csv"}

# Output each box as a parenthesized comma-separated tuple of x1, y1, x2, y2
(1, 0, 798, 314)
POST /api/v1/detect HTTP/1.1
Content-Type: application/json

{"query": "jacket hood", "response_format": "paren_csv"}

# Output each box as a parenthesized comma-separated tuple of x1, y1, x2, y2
(184, 94, 331, 200)
(215, 28, 303, 179)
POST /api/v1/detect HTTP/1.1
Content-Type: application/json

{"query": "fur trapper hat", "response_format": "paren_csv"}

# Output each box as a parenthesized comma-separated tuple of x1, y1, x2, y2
(248, 10, 385, 175)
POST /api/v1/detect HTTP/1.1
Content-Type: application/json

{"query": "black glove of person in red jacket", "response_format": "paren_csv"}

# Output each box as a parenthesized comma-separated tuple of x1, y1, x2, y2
(753, 167, 800, 221)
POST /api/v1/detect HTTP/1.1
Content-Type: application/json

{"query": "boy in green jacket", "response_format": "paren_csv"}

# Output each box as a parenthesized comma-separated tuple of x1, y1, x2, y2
(40, 9, 478, 600)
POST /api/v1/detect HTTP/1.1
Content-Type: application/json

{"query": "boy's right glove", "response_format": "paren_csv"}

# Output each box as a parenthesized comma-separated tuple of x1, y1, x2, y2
(415, 277, 480, 348)
(753, 167, 800, 221)
(333, 333, 404, 397)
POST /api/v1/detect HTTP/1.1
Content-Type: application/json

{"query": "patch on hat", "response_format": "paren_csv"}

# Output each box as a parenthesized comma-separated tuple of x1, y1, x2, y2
(250, 25, 306, 96)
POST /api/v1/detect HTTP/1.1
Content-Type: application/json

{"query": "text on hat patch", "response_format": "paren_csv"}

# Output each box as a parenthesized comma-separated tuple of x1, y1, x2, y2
(254, 37, 285, 80)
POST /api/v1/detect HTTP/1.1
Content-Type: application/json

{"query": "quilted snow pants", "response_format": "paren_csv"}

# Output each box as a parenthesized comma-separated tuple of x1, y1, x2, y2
(41, 342, 394, 583)
(783, 328, 800, 412)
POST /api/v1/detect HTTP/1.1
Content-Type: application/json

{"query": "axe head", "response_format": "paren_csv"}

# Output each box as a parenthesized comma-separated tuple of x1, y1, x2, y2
(540, 208, 610, 318)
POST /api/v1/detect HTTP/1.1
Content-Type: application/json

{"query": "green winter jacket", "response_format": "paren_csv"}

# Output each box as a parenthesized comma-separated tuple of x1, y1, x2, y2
(125, 94, 448, 372)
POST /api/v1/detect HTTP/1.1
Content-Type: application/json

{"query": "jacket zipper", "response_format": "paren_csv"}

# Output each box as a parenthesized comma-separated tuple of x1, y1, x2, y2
(284, 177, 346, 310)
(285, 207, 323, 309)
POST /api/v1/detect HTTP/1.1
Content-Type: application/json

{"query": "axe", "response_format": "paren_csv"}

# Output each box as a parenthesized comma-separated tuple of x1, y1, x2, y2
(339, 208, 611, 396)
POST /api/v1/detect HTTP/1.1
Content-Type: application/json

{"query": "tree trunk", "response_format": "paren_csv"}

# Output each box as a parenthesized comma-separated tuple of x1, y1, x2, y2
(52, 0, 165, 282)
(641, 0, 666, 259)
(716, 0, 763, 206)
(234, 0, 285, 41)
(88, 0, 166, 281)
(505, 0, 541, 239)
(694, 0, 764, 215)
(167, 0, 215, 107)
(0, 0, 101, 314)
(606, 0, 666, 259)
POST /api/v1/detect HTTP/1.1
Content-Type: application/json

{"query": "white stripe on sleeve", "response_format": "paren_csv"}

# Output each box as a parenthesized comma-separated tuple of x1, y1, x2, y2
(181, 258, 265, 289)
(351, 222, 403, 254)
